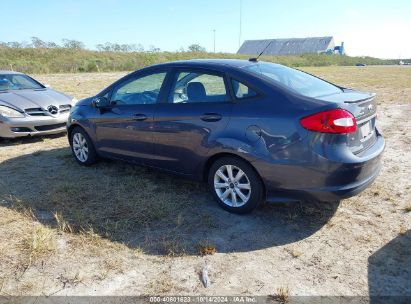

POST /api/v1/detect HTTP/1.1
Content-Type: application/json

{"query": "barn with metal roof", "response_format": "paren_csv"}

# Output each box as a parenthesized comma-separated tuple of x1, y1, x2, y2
(237, 36, 336, 56)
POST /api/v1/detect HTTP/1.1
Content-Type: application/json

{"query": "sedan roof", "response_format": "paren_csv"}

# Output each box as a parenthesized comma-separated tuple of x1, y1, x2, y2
(152, 59, 258, 70)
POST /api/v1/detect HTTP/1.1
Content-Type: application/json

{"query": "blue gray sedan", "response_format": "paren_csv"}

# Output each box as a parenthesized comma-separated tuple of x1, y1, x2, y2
(67, 60, 385, 213)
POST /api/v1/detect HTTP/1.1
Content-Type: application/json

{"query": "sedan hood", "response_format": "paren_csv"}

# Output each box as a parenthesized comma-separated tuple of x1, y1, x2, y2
(0, 89, 72, 111)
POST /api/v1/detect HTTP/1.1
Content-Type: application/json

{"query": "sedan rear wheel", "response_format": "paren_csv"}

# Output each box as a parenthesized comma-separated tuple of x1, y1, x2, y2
(214, 165, 251, 207)
(70, 127, 97, 166)
(208, 156, 264, 214)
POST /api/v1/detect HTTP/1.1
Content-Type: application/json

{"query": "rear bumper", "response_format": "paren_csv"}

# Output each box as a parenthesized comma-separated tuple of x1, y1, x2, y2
(0, 114, 69, 138)
(253, 133, 385, 203)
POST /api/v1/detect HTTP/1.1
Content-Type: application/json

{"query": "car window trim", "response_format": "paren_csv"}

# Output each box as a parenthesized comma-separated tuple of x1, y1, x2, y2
(107, 69, 171, 106)
(227, 75, 265, 102)
(165, 67, 234, 104)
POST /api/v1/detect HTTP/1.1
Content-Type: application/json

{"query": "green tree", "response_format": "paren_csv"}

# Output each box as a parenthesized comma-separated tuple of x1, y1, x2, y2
(31, 37, 47, 48)
(187, 44, 206, 52)
(62, 39, 85, 50)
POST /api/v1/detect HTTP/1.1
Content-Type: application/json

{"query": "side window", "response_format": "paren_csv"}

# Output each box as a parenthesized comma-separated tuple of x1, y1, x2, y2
(231, 79, 258, 99)
(170, 71, 229, 103)
(111, 72, 166, 105)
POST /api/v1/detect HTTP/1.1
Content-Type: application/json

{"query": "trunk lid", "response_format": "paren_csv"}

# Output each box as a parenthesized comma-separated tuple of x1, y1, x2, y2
(317, 89, 378, 154)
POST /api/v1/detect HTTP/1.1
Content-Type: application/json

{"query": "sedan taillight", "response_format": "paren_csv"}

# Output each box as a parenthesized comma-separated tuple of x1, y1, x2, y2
(300, 109, 357, 134)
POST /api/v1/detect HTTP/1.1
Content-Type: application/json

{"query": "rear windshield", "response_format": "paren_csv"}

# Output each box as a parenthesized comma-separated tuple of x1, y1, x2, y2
(244, 63, 342, 98)
(0, 74, 43, 91)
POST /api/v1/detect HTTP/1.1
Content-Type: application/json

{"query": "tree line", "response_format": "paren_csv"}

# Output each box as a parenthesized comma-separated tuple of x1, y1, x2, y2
(0, 37, 207, 53)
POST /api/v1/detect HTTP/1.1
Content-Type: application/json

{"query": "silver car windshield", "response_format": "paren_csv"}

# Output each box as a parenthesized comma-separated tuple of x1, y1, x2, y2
(0, 74, 43, 91)
(244, 63, 342, 98)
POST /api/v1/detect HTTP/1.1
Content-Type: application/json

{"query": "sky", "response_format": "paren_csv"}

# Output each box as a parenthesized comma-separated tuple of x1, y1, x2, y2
(2, 0, 411, 58)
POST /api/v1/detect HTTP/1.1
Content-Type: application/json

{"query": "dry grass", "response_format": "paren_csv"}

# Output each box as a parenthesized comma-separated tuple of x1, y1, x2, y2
(0, 277, 6, 294)
(71, 228, 126, 256)
(399, 226, 407, 235)
(302, 66, 411, 105)
(54, 212, 74, 233)
(200, 213, 219, 228)
(1, 141, 205, 253)
(18, 281, 35, 293)
(270, 286, 290, 303)
(160, 237, 187, 257)
(285, 247, 302, 258)
(196, 240, 217, 256)
(146, 266, 177, 294)
(404, 203, 411, 213)
(33, 72, 128, 100)
(20, 226, 56, 267)
(57, 272, 84, 289)
(95, 258, 124, 281)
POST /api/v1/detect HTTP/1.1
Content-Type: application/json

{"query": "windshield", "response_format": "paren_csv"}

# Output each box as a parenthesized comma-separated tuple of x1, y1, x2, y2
(244, 63, 342, 98)
(0, 74, 43, 91)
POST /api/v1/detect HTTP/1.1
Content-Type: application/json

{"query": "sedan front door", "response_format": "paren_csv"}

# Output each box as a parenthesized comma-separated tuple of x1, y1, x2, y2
(94, 71, 168, 163)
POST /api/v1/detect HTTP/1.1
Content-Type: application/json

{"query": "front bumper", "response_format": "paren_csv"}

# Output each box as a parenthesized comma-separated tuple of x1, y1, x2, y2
(253, 133, 385, 203)
(0, 113, 69, 138)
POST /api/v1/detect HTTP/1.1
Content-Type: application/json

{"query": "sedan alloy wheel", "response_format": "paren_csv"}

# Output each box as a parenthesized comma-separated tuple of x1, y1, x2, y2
(214, 164, 251, 207)
(72, 132, 89, 162)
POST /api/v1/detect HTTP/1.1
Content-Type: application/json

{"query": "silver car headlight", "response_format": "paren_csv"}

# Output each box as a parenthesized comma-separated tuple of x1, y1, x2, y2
(0, 106, 25, 118)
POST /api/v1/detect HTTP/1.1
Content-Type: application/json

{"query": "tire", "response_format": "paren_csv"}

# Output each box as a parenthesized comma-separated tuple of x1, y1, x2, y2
(70, 126, 97, 166)
(208, 156, 264, 214)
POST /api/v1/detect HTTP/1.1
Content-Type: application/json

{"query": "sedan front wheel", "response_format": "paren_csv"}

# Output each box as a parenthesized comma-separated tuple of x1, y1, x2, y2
(70, 127, 97, 166)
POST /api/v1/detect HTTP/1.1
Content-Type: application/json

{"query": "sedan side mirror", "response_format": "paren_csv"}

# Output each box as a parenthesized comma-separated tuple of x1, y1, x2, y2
(92, 96, 110, 108)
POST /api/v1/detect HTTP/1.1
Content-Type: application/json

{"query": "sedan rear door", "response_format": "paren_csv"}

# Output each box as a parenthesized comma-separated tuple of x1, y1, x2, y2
(152, 69, 233, 175)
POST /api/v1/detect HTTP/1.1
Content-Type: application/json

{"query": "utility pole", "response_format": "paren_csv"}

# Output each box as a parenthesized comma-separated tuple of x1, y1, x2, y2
(213, 29, 216, 53)
(239, 0, 242, 48)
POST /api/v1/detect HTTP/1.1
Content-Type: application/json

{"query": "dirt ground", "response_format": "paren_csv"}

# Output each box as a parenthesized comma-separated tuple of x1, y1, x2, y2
(0, 66, 410, 298)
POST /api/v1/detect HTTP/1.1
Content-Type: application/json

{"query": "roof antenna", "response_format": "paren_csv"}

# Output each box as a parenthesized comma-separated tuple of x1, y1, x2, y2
(249, 40, 273, 62)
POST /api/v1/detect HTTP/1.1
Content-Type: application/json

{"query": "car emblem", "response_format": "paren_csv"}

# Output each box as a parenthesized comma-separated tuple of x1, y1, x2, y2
(368, 104, 374, 111)
(47, 105, 59, 115)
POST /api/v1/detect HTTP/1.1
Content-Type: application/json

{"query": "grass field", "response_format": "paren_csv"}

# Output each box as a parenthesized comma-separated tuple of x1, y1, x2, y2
(0, 47, 400, 74)
(0, 66, 410, 297)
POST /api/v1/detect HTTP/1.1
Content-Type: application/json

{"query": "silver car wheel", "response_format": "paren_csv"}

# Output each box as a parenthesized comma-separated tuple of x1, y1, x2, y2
(72, 132, 89, 163)
(214, 165, 251, 207)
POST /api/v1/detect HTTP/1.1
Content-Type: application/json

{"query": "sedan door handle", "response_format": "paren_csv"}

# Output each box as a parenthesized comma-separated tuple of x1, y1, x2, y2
(132, 114, 148, 121)
(200, 113, 222, 122)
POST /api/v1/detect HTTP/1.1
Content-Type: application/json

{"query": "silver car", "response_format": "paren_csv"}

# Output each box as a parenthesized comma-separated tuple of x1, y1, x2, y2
(0, 71, 77, 138)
